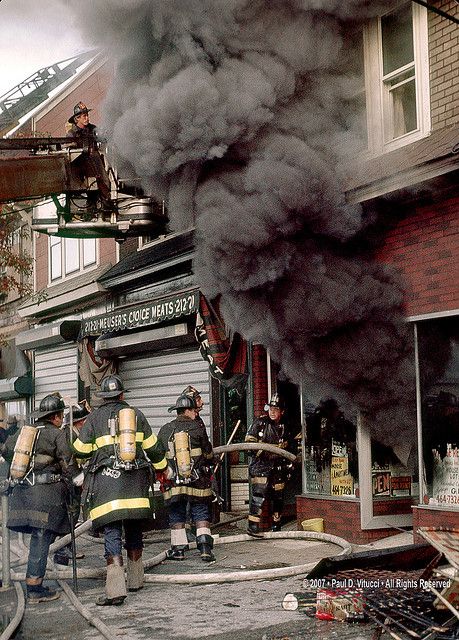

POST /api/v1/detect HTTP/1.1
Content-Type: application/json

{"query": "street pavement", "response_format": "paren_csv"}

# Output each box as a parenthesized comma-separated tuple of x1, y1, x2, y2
(1, 521, 415, 640)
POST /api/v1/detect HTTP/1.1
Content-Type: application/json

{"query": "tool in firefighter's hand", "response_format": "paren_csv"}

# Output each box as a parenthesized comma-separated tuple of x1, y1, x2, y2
(118, 408, 137, 463)
(10, 425, 37, 479)
(214, 420, 242, 476)
(211, 420, 242, 504)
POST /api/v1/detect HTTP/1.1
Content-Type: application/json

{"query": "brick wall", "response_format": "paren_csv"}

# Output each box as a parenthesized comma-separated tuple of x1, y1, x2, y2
(375, 194, 459, 317)
(99, 237, 117, 267)
(35, 61, 113, 137)
(297, 495, 411, 544)
(252, 344, 268, 417)
(35, 233, 48, 292)
(429, 1, 459, 130)
(412, 506, 459, 543)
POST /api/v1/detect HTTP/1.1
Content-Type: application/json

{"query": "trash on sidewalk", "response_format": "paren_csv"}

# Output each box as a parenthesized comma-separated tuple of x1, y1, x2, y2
(281, 543, 459, 636)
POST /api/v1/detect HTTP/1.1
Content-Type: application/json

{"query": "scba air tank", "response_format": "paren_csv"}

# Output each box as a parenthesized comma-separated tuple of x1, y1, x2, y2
(118, 408, 137, 462)
(10, 425, 37, 479)
(174, 431, 192, 478)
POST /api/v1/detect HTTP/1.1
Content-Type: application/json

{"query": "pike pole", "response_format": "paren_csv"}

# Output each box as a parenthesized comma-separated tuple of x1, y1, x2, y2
(1, 493, 11, 589)
(212, 420, 242, 505)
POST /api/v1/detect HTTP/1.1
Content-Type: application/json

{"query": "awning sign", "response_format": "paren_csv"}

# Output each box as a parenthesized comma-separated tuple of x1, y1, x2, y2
(80, 290, 199, 338)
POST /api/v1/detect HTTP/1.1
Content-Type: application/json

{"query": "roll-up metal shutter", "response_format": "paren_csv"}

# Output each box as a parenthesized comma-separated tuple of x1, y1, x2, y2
(119, 347, 211, 437)
(34, 344, 79, 408)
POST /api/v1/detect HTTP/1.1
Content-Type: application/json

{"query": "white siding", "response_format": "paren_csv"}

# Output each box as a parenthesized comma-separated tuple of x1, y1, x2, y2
(34, 345, 79, 408)
(119, 348, 211, 436)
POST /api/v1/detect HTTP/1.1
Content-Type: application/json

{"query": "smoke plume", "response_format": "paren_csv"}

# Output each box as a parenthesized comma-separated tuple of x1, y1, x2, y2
(64, 0, 416, 451)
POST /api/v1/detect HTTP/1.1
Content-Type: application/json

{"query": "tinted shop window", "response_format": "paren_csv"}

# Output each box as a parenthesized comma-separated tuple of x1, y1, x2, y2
(419, 318, 459, 507)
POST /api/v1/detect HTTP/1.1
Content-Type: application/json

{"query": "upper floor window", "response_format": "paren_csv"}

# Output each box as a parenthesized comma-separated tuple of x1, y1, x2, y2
(364, 2, 430, 154)
(49, 236, 97, 282)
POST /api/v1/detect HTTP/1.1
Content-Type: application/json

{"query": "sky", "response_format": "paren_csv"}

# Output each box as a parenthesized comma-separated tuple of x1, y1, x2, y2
(0, 0, 86, 97)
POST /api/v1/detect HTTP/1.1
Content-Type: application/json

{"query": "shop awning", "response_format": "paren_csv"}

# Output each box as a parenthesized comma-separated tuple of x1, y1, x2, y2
(16, 320, 81, 350)
(0, 374, 33, 400)
(95, 322, 188, 357)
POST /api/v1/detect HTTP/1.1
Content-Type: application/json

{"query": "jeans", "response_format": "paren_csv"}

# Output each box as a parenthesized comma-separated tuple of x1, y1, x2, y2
(103, 520, 143, 559)
(168, 500, 210, 527)
(26, 528, 56, 579)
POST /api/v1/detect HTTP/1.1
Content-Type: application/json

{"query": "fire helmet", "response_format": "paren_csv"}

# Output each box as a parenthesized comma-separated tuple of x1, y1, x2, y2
(63, 403, 90, 427)
(182, 385, 202, 400)
(264, 393, 285, 411)
(168, 394, 197, 413)
(96, 375, 127, 399)
(68, 101, 92, 124)
(31, 394, 66, 420)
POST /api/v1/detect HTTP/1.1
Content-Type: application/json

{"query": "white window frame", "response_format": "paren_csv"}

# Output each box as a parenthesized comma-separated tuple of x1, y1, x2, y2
(48, 235, 98, 285)
(364, 2, 430, 155)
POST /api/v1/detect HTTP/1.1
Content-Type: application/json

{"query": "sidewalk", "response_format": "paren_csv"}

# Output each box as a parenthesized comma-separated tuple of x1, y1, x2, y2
(1, 519, 418, 640)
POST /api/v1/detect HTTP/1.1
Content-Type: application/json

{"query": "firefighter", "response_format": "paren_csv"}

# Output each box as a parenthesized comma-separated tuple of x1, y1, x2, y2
(72, 374, 167, 606)
(245, 393, 292, 536)
(157, 394, 215, 562)
(66, 102, 97, 140)
(2, 394, 79, 603)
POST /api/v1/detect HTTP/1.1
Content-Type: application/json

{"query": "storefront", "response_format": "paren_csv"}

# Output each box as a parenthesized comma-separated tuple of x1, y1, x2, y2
(0, 342, 32, 430)
(412, 313, 459, 539)
(80, 290, 211, 435)
(16, 321, 81, 410)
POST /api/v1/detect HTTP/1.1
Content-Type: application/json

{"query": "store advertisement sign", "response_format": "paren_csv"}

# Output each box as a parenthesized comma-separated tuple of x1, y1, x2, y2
(432, 444, 459, 506)
(372, 471, 391, 496)
(81, 291, 199, 337)
(304, 455, 330, 495)
(330, 455, 353, 496)
(390, 476, 412, 497)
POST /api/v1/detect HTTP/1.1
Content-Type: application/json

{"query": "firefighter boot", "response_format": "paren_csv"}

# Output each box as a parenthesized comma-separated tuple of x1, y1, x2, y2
(96, 555, 127, 606)
(26, 581, 59, 604)
(247, 519, 263, 538)
(165, 545, 187, 560)
(127, 548, 144, 592)
(196, 534, 215, 563)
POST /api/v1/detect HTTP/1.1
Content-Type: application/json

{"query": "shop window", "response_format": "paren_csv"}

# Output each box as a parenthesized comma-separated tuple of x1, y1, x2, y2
(302, 394, 358, 498)
(49, 235, 97, 282)
(419, 318, 459, 508)
(364, 1, 430, 154)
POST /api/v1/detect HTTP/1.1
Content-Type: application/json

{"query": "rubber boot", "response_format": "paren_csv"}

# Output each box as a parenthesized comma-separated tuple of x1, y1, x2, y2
(196, 534, 215, 562)
(165, 545, 187, 560)
(247, 520, 263, 537)
(96, 555, 127, 606)
(27, 583, 59, 604)
(127, 548, 144, 592)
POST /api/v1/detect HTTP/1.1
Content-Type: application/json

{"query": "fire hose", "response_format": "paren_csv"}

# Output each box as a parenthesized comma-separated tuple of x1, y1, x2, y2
(212, 442, 297, 461)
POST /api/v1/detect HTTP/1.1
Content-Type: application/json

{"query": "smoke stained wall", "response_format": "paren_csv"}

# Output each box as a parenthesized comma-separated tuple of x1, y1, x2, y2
(64, 0, 417, 451)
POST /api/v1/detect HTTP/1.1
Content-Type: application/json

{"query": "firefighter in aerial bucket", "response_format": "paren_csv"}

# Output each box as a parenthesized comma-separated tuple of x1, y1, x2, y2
(245, 393, 294, 536)
(2, 394, 80, 604)
(157, 393, 216, 562)
(72, 375, 167, 606)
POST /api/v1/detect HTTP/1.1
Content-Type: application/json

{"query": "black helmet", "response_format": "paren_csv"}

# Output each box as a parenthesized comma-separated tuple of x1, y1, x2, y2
(68, 101, 92, 124)
(264, 393, 285, 411)
(168, 394, 196, 413)
(63, 403, 90, 427)
(31, 394, 66, 420)
(182, 385, 201, 400)
(95, 375, 127, 399)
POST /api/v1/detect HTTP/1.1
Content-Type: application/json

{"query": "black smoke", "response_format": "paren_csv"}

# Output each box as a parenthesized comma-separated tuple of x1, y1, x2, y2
(63, 0, 417, 453)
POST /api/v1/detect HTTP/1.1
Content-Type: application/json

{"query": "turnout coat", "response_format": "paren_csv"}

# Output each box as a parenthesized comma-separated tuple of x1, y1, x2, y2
(157, 414, 214, 504)
(73, 399, 167, 529)
(3, 420, 78, 535)
(245, 416, 291, 478)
